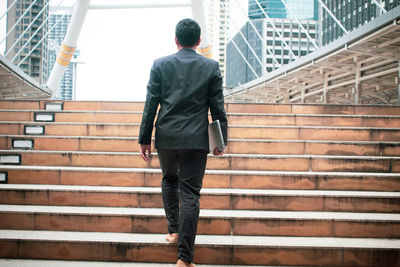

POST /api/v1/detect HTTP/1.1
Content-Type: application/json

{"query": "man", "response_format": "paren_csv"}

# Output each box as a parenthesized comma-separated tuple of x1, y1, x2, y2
(138, 18, 228, 267)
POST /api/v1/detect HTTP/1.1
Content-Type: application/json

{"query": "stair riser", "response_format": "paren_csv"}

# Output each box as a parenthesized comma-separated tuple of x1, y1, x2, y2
(1, 190, 398, 213)
(0, 112, 32, 122)
(229, 127, 400, 141)
(227, 103, 400, 116)
(3, 100, 400, 115)
(1, 123, 399, 142)
(3, 169, 400, 191)
(2, 137, 140, 153)
(1, 239, 398, 266)
(228, 115, 400, 127)
(0, 124, 141, 137)
(2, 152, 398, 173)
(53, 113, 143, 124)
(59, 102, 145, 112)
(0, 101, 145, 112)
(0, 101, 40, 110)
(1, 213, 398, 238)
(230, 141, 400, 156)
(231, 174, 400, 191)
(3, 136, 400, 156)
(1, 111, 399, 128)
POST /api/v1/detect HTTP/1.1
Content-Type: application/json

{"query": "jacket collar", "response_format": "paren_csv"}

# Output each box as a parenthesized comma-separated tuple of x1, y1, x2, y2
(177, 48, 197, 54)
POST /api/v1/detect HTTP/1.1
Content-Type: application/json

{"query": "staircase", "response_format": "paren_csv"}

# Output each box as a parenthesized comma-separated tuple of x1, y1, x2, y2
(0, 100, 399, 266)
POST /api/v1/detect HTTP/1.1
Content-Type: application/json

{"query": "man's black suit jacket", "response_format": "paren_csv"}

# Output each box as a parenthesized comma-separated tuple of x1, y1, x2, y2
(139, 48, 227, 151)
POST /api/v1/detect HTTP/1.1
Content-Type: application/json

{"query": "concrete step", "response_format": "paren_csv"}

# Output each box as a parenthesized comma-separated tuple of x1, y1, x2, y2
(229, 113, 400, 127)
(0, 110, 143, 123)
(2, 100, 400, 115)
(3, 135, 400, 156)
(1, 184, 399, 213)
(1, 121, 399, 141)
(2, 110, 400, 128)
(0, 122, 141, 137)
(0, 230, 399, 266)
(0, 259, 268, 267)
(0, 100, 145, 112)
(1, 205, 399, 238)
(229, 125, 400, 141)
(229, 139, 400, 156)
(0, 101, 41, 110)
(225, 103, 400, 116)
(1, 135, 141, 153)
(1, 150, 400, 173)
(1, 166, 400, 191)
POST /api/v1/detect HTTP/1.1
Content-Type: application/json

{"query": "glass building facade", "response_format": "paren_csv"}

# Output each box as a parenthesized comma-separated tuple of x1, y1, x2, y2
(226, 0, 319, 88)
(321, 0, 400, 46)
(249, 0, 319, 20)
(249, 0, 286, 19)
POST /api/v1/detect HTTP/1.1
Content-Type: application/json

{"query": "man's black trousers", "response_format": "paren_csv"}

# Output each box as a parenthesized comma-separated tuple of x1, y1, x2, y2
(157, 149, 208, 262)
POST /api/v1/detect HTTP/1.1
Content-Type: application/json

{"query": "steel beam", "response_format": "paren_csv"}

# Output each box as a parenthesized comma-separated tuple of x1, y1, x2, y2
(89, 3, 191, 9)
(47, 0, 91, 96)
(191, 0, 212, 58)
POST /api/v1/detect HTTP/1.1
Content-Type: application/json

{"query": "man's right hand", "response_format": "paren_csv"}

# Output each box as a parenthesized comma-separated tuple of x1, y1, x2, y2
(213, 147, 225, 156)
(140, 144, 152, 161)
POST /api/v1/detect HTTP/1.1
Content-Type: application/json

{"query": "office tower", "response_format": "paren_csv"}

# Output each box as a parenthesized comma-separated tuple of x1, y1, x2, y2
(6, 0, 49, 83)
(249, 0, 318, 20)
(321, 0, 399, 46)
(219, 0, 230, 82)
(249, 0, 286, 19)
(226, 0, 318, 87)
(206, 0, 230, 84)
(48, 14, 79, 100)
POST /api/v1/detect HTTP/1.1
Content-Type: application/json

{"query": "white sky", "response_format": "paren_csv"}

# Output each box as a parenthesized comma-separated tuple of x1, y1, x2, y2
(76, 4, 192, 101)
(1, 0, 248, 101)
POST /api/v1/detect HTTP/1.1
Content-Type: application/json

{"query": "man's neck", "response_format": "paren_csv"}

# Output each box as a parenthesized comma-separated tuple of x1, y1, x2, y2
(178, 46, 196, 51)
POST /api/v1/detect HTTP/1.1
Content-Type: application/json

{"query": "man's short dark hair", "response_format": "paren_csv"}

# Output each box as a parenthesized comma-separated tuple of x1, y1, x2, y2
(175, 19, 201, 47)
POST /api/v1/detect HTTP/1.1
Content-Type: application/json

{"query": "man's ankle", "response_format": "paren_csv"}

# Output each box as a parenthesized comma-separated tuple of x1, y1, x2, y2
(177, 259, 194, 266)
(166, 233, 178, 243)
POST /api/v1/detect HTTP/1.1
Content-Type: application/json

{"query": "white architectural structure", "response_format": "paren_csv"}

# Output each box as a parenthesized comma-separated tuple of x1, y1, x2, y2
(206, 0, 230, 81)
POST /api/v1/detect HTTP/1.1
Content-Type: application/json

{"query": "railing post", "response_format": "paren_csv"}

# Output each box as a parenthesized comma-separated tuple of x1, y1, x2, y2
(47, 0, 91, 97)
(323, 73, 328, 104)
(398, 60, 400, 105)
(354, 60, 361, 105)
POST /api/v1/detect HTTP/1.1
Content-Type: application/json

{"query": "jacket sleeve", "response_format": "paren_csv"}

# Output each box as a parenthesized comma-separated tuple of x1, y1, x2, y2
(139, 61, 161, 145)
(208, 62, 228, 145)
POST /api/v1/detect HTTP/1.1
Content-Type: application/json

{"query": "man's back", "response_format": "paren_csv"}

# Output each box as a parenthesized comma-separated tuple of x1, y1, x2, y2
(140, 48, 227, 151)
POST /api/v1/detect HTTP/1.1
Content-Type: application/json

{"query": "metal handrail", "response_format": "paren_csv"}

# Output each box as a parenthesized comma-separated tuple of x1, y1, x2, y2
(13, 0, 75, 66)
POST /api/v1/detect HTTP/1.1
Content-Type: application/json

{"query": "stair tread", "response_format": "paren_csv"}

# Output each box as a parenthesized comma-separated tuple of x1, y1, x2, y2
(1, 184, 400, 198)
(2, 149, 400, 159)
(1, 229, 399, 249)
(0, 259, 267, 267)
(0, 110, 143, 114)
(2, 165, 400, 177)
(5, 134, 400, 144)
(1, 204, 399, 221)
(0, 260, 177, 267)
(3, 134, 140, 140)
(2, 120, 400, 129)
(4, 108, 400, 118)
